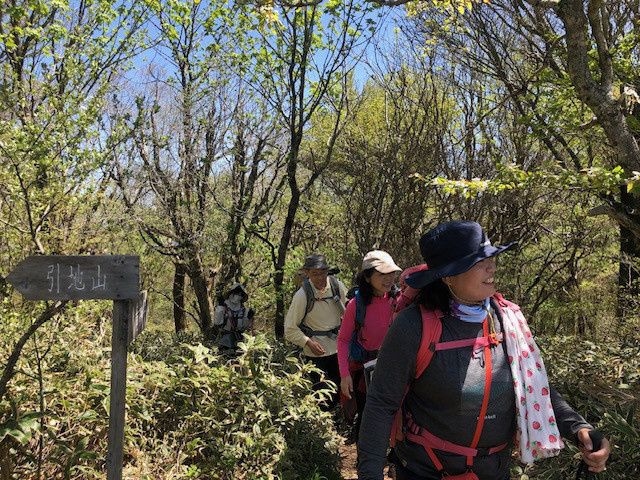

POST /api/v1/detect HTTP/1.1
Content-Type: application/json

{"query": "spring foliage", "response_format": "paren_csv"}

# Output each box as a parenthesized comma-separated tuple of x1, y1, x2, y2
(1, 328, 342, 479)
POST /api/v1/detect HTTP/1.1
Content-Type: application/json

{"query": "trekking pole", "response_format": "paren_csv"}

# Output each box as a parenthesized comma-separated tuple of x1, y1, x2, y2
(575, 430, 604, 479)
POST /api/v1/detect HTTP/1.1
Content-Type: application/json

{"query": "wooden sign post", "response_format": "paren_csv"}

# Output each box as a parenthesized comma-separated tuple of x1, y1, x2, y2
(7, 255, 142, 480)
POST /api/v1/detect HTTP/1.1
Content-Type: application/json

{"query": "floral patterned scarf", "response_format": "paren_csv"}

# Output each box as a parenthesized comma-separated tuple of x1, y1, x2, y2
(497, 298, 565, 464)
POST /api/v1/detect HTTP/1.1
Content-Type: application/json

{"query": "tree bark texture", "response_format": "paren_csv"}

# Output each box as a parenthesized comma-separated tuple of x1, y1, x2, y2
(557, 0, 640, 319)
(173, 262, 187, 333)
(187, 254, 215, 333)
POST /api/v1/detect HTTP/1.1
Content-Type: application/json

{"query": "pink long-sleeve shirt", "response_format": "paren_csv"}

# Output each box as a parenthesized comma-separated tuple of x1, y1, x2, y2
(337, 293, 396, 378)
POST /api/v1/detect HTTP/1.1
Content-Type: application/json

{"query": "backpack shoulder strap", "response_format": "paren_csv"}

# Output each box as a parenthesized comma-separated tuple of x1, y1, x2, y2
(222, 305, 235, 331)
(300, 276, 344, 324)
(354, 289, 366, 330)
(329, 275, 346, 314)
(301, 279, 315, 322)
(390, 306, 442, 447)
(414, 306, 443, 379)
(328, 275, 340, 298)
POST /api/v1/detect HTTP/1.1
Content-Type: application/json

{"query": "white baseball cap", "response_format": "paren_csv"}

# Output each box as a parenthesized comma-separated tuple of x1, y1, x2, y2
(361, 250, 401, 274)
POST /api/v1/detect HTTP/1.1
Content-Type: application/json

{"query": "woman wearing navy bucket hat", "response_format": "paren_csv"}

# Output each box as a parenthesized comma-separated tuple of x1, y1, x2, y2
(357, 221, 610, 480)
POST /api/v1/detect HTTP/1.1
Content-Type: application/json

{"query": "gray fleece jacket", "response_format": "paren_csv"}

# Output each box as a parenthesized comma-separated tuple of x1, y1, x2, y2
(357, 301, 592, 480)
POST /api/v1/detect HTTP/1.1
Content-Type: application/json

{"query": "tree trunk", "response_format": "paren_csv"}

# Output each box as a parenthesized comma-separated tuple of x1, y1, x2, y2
(187, 255, 214, 334)
(0, 439, 11, 480)
(273, 199, 300, 338)
(173, 263, 187, 333)
(217, 248, 241, 303)
(192, 275, 214, 333)
(616, 187, 640, 323)
(556, 0, 640, 324)
(274, 268, 286, 339)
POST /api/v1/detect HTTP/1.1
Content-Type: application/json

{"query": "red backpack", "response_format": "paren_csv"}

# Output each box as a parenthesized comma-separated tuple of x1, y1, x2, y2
(388, 296, 508, 479)
(389, 306, 442, 446)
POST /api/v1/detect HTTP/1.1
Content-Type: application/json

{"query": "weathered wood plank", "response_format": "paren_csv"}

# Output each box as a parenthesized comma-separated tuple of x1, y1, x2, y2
(128, 290, 148, 344)
(106, 300, 130, 480)
(6, 255, 139, 300)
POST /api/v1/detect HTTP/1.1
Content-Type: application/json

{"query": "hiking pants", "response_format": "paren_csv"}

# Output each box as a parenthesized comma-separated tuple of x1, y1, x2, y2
(394, 462, 510, 480)
(306, 353, 340, 411)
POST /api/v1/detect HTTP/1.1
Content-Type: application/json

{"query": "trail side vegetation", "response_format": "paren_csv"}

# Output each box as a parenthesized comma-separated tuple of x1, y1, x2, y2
(1, 0, 638, 479)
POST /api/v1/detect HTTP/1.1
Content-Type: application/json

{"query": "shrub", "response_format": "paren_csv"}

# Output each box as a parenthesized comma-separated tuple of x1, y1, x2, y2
(517, 335, 640, 479)
(1, 321, 340, 480)
(126, 333, 341, 479)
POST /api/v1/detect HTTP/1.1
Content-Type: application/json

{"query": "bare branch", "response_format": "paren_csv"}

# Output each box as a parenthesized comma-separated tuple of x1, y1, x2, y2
(0, 302, 68, 402)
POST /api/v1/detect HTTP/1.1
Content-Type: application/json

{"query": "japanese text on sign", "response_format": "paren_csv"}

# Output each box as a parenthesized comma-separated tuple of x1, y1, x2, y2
(47, 263, 108, 294)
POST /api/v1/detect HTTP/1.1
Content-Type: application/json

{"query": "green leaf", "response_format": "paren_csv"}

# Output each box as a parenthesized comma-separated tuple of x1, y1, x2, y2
(0, 412, 43, 445)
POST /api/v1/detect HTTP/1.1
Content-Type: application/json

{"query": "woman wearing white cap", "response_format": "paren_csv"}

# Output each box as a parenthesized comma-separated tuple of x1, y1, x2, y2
(337, 250, 402, 443)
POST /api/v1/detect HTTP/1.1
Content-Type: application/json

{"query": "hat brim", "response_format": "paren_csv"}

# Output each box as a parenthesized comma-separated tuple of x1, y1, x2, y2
(227, 283, 248, 298)
(405, 242, 517, 289)
(303, 261, 330, 270)
(375, 264, 402, 274)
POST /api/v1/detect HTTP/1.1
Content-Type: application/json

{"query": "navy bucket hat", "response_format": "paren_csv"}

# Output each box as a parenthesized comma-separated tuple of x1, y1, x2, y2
(405, 220, 516, 289)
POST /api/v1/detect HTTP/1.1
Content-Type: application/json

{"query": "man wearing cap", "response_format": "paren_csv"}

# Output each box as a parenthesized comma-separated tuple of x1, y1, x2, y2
(285, 253, 347, 410)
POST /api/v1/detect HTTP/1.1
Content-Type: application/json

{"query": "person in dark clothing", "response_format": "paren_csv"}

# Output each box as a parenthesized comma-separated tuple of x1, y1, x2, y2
(357, 221, 610, 480)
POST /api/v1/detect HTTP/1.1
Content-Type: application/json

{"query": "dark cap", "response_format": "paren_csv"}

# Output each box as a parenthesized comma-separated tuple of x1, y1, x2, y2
(226, 282, 248, 299)
(302, 253, 330, 270)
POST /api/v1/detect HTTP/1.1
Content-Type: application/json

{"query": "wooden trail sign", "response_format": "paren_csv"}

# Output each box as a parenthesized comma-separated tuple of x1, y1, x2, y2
(7, 255, 142, 480)
(6, 255, 139, 301)
(128, 290, 148, 345)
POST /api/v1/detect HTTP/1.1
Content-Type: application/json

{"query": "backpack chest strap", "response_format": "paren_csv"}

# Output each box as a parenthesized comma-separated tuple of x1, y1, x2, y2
(432, 332, 502, 352)
(299, 324, 340, 337)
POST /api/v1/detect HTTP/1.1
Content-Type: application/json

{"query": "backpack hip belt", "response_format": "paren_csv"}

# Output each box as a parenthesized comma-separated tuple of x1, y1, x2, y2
(405, 414, 508, 458)
(299, 324, 340, 338)
(348, 350, 378, 371)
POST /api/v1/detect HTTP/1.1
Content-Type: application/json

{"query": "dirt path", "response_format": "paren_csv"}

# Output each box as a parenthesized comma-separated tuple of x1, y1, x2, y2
(338, 440, 358, 480)
(338, 439, 393, 479)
